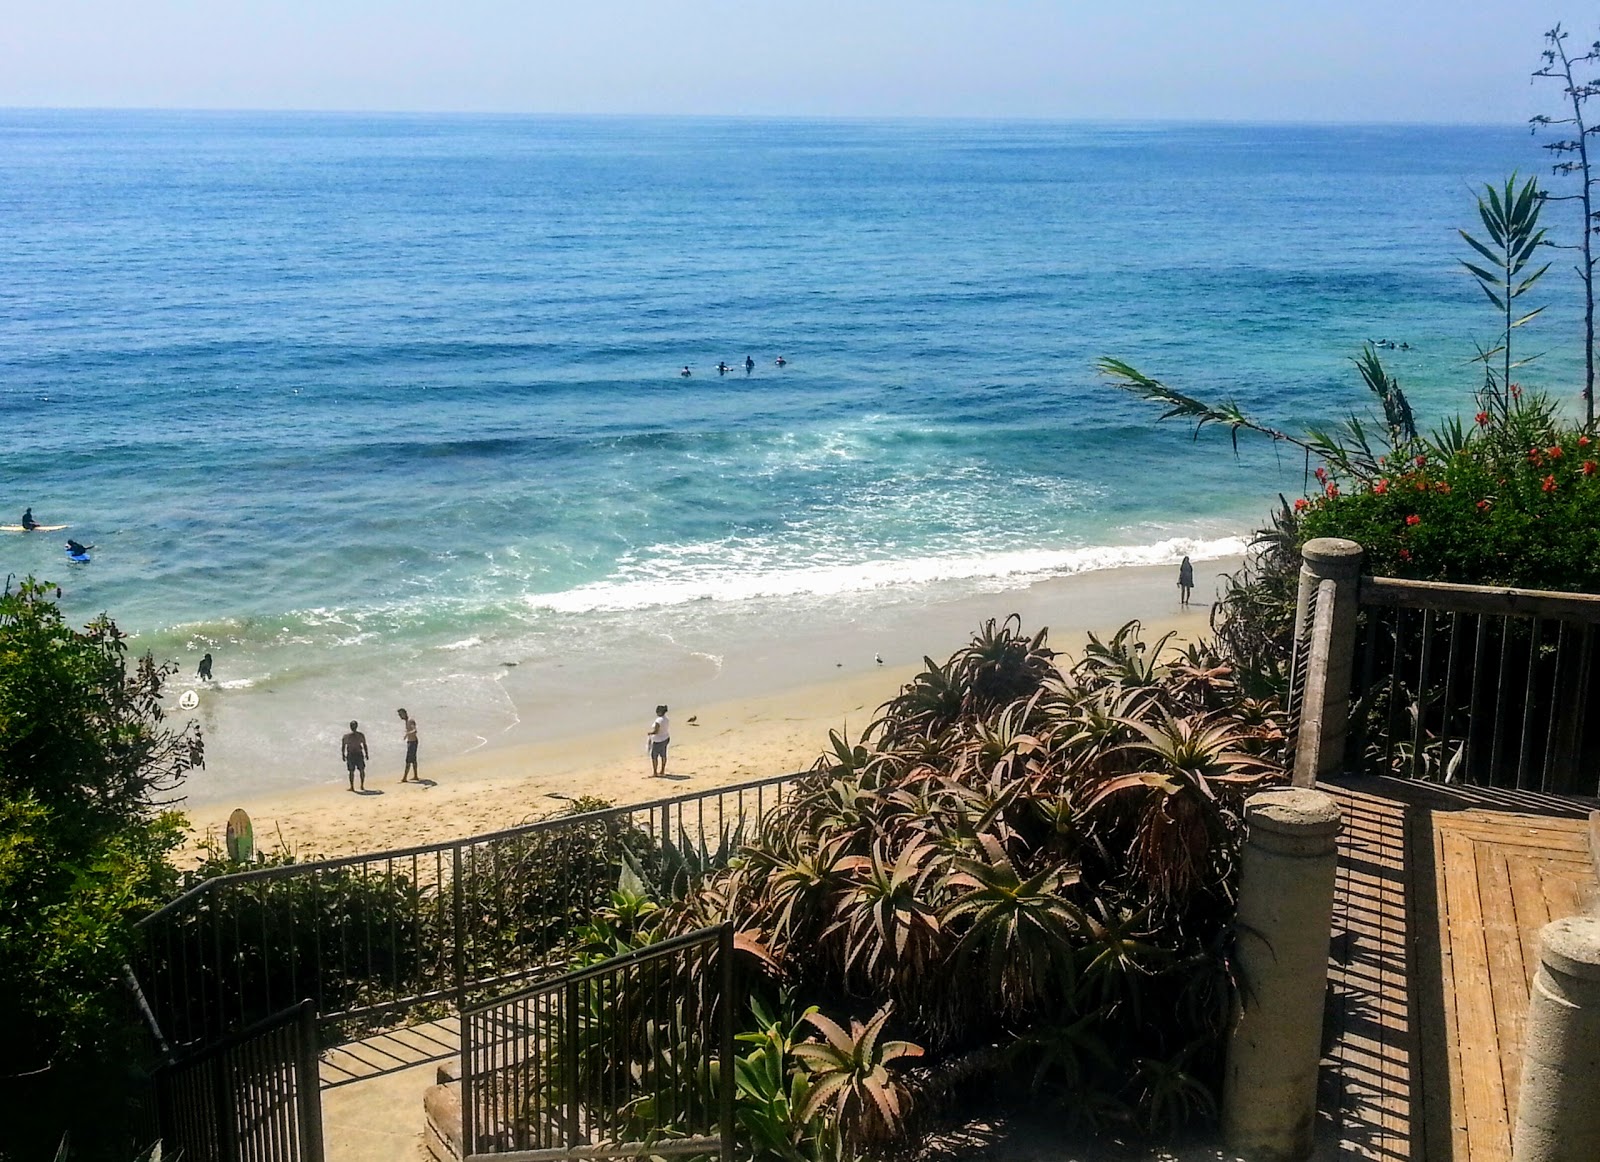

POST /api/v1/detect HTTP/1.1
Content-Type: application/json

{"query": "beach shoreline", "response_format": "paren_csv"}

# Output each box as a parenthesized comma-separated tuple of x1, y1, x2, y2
(179, 555, 1238, 862)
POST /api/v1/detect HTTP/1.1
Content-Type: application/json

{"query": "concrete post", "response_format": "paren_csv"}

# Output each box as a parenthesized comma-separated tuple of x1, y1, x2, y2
(1510, 915, 1600, 1162)
(1292, 538, 1364, 787)
(1223, 788, 1342, 1161)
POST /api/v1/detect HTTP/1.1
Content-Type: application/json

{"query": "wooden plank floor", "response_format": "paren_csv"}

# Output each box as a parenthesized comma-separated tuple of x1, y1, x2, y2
(1429, 808, 1594, 1162)
(1318, 777, 1596, 1162)
(1321, 782, 1416, 1161)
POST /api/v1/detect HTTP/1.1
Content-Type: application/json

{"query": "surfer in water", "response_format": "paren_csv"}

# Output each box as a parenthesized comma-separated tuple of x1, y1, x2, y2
(716, 361, 731, 375)
(744, 355, 754, 374)
(21, 508, 39, 531)
(774, 355, 787, 367)
(65, 539, 92, 557)
(680, 366, 692, 377)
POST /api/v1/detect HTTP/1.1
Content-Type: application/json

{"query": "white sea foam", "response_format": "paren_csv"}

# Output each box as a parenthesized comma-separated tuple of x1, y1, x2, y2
(438, 635, 485, 652)
(524, 535, 1248, 615)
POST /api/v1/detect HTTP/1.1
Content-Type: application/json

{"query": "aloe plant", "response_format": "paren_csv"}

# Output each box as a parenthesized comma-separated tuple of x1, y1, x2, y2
(791, 1005, 923, 1145)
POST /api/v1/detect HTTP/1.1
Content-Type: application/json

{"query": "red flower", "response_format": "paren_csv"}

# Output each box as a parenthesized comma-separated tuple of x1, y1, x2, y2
(1414, 454, 1427, 468)
(1405, 514, 1421, 526)
(1314, 466, 1327, 483)
(1543, 474, 1558, 493)
(1510, 383, 1523, 400)
(1414, 480, 1428, 492)
(1585, 460, 1598, 477)
(1548, 445, 1564, 459)
(1293, 497, 1309, 512)
(1372, 479, 1389, 495)
(1581, 436, 1592, 448)
(1325, 482, 1339, 499)
(1399, 548, 1413, 562)
(1529, 449, 1545, 467)
(1435, 481, 1451, 494)
(1477, 499, 1492, 512)
(1476, 411, 1490, 426)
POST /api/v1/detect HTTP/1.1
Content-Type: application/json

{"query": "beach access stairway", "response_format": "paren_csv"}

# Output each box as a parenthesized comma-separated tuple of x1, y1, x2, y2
(130, 775, 790, 1162)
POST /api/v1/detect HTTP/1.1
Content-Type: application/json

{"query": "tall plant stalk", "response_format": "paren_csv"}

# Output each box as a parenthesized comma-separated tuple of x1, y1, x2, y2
(1459, 174, 1550, 410)
(1532, 23, 1600, 426)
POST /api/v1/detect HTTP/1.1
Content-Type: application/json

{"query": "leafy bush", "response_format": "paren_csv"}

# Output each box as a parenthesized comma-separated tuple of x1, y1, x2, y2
(0, 580, 202, 1160)
(1298, 389, 1600, 589)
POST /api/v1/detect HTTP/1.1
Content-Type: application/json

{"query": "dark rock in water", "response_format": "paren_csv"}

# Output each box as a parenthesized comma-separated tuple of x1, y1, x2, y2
(501, 661, 517, 667)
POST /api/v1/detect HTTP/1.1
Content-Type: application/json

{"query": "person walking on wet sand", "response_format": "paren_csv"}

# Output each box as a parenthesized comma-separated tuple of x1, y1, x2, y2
(646, 704, 671, 777)
(397, 707, 420, 782)
(342, 720, 369, 791)
(197, 653, 213, 681)
(1177, 556, 1195, 608)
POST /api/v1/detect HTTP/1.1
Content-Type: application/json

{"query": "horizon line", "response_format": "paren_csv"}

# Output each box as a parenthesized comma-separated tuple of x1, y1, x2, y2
(0, 104, 1530, 131)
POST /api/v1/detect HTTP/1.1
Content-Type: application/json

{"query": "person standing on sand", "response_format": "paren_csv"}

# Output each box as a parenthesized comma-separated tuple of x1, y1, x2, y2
(397, 707, 420, 782)
(646, 704, 671, 777)
(342, 720, 369, 791)
(197, 653, 214, 681)
(1178, 556, 1195, 608)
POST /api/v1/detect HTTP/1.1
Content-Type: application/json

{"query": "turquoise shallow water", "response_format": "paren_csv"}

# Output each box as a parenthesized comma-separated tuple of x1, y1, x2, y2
(0, 113, 1582, 795)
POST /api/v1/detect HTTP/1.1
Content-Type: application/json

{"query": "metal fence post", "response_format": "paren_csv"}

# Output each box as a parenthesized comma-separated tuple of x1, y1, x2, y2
(452, 846, 466, 1011)
(295, 1000, 325, 1162)
(719, 923, 736, 1162)
(565, 977, 581, 1149)
(460, 1011, 476, 1158)
(1292, 538, 1364, 786)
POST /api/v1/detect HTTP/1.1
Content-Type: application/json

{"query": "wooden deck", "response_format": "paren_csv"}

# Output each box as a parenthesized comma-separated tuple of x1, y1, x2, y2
(1318, 777, 1597, 1162)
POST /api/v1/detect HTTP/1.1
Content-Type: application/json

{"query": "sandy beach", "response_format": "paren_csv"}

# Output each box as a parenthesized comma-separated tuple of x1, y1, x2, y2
(181, 557, 1236, 862)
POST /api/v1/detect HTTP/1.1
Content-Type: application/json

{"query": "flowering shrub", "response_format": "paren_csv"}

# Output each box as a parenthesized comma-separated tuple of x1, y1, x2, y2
(1295, 391, 1600, 591)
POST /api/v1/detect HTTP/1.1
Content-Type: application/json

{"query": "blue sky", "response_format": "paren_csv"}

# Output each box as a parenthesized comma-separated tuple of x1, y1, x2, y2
(3, 2, 1594, 122)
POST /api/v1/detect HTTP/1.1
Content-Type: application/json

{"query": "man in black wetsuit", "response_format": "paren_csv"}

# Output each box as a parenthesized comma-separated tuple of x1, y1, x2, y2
(21, 508, 38, 531)
(744, 355, 754, 374)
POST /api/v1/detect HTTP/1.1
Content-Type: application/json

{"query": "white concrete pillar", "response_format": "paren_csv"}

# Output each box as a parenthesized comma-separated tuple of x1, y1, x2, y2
(1223, 787, 1342, 1161)
(1511, 915, 1600, 1162)
(1292, 538, 1364, 786)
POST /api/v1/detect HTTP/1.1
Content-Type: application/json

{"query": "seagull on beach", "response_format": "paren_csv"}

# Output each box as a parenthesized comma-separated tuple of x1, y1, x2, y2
(875, 654, 883, 664)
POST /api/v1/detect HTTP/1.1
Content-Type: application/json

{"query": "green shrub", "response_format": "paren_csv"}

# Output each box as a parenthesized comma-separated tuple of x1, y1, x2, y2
(1298, 390, 1600, 590)
(0, 580, 202, 1160)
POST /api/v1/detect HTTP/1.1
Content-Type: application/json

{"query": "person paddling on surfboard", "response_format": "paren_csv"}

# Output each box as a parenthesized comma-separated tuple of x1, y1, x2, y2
(21, 508, 39, 531)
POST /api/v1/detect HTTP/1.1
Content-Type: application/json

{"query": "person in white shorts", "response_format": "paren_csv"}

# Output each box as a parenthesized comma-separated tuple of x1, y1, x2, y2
(646, 705, 671, 777)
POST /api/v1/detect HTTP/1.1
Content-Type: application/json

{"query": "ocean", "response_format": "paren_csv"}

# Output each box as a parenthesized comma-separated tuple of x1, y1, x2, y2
(0, 112, 1579, 801)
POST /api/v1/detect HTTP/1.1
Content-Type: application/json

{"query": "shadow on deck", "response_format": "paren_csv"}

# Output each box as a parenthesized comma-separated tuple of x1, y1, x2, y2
(1319, 775, 1598, 1162)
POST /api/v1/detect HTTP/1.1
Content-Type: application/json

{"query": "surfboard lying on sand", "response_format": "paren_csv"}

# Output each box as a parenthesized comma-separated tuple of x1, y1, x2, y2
(0, 524, 68, 532)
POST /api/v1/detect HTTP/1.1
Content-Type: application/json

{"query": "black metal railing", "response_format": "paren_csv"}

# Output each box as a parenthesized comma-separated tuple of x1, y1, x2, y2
(152, 999, 324, 1162)
(460, 924, 736, 1161)
(1349, 577, 1600, 793)
(132, 773, 796, 1048)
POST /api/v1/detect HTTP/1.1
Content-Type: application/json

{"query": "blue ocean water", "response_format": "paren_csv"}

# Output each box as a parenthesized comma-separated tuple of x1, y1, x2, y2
(0, 112, 1580, 794)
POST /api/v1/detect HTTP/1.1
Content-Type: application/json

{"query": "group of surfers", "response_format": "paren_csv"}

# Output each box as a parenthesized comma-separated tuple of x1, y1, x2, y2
(17, 508, 91, 559)
(681, 354, 788, 377)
